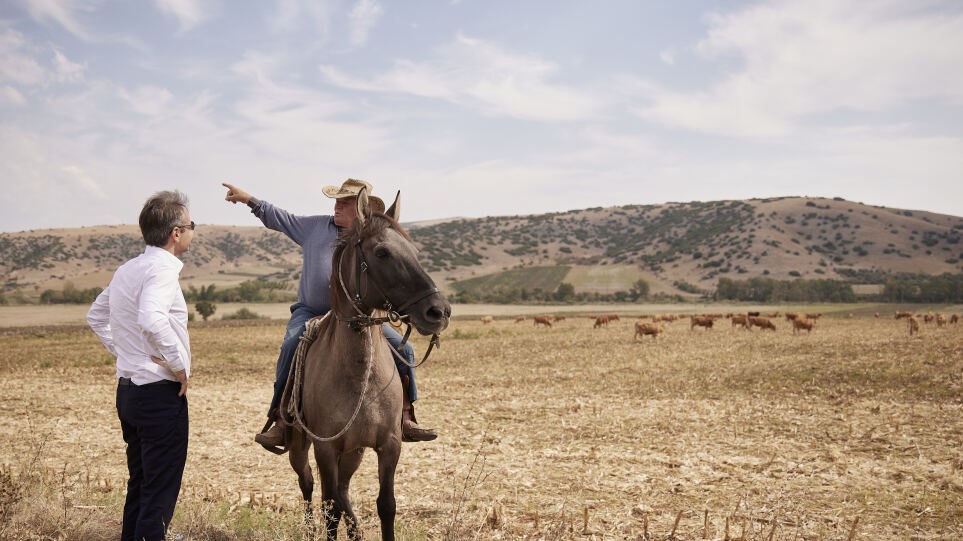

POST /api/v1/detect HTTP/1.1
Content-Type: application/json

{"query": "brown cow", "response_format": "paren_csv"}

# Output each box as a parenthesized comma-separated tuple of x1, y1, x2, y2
(533, 316, 553, 328)
(951, 314, 960, 324)
(634, 321, 663, 340)
(936, 313, 947, 327)
(731, 315, 749, 329)
(895, 311, 912, 320)
(748, 316, 776, 331)
(593, 316, 609, 328)
(792, 317, 815, 335)
(785, 312, 800, 322)
(690, 316, 714, 330)
(480, 315, 494, 325)
(908, 315, 920, 336)
(514, 316, 525, 324)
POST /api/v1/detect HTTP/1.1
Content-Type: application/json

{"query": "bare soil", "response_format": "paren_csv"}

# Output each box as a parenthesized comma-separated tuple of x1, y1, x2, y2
(1, 312, 961, 539)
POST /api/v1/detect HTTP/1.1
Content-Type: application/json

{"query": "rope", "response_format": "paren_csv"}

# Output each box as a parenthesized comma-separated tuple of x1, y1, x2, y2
(285, 314, 375, 443)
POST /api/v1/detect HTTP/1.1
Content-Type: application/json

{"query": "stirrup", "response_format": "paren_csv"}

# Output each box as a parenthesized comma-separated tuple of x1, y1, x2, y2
(402, 421, 438, 442)
(255, 420, 288, 455)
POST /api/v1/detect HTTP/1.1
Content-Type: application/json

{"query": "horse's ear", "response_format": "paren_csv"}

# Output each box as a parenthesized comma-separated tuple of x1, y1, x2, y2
(356, 187, 371, 227)
(386, 190, 401, 222)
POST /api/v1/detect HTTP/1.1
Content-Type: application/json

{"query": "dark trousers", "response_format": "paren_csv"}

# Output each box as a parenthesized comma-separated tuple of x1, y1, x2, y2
(116, 381, 189, 541)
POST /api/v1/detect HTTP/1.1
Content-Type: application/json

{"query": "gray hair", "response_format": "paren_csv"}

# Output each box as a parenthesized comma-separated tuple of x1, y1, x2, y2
(139, 190, 190, 247)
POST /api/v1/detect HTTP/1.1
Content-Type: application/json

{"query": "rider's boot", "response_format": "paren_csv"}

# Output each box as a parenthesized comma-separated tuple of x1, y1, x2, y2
(255, 408, 287, 450)
(401, 375, 437, 442)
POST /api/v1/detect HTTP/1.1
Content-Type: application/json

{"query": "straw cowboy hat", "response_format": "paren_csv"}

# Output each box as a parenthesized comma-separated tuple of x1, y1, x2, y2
(322, 178, 384, 214)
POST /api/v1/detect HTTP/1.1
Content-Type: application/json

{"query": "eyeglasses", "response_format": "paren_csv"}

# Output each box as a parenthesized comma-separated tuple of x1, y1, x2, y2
(174, 221, 196, 231)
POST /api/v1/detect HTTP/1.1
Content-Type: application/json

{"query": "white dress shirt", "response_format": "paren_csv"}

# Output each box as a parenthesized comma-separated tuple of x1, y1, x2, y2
(87, 245, 191, 385)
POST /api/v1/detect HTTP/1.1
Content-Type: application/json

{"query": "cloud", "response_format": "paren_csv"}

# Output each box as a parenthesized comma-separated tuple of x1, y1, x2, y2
(119, 85, 174, 116)
(0, 25, 48, 86)
(0, 85, 26, 106)
(228, 50, 392, 166)
(633, 0, 963, 136)
(21, 0, 102, 41)
(268, 0, 337, 37)
(0, 23, 86, 91)
(51, 48, 85, 82)
(61, 164, 106, 198)
(348, 0, 382, 47)
(153, 0, 214, 32)
(321, 33, 603, 122)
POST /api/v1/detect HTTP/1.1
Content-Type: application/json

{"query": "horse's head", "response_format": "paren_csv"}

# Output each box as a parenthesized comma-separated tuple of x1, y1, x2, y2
(332, 189, 451, 336)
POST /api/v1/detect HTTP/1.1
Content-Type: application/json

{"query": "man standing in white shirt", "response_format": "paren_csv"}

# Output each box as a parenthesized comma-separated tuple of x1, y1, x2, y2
(87, 191, 194, 541)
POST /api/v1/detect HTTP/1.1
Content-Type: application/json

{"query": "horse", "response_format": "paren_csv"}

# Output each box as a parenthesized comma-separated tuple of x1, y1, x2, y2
(283, 189, 450, 540)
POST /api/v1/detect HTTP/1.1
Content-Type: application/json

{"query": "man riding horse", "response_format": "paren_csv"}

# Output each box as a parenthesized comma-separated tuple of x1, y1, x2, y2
(222, 178, 437, 449)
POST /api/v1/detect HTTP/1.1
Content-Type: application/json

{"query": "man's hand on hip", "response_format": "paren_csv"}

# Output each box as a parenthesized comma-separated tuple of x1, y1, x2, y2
(151, 355, 189, 397)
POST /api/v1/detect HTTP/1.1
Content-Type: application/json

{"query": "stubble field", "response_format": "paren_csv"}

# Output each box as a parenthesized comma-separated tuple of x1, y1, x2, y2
(1, 311, 961, 540)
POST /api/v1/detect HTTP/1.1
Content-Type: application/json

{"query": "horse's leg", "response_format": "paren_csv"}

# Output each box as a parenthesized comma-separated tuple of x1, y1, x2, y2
(375, 439, 401, 541)
(314, 445, 343, 540)
(288, 431, 315, 529)
(337, 448, 365, 540)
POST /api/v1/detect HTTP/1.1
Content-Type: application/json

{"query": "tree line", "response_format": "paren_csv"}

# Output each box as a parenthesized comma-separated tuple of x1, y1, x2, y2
(716, 273, 963, 303)
(39, 282, 103, 304)
(450, 279, 651, 304)
(30, 279, 295, 305)
(879, 273, 963, 303)
(21, 273, 963, 306)
(183, 281, 295, 303)
(715, 277, 856, 303)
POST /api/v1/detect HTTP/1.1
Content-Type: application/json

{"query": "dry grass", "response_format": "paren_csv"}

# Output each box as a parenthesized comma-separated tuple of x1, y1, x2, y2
(1, 312, 961, 540)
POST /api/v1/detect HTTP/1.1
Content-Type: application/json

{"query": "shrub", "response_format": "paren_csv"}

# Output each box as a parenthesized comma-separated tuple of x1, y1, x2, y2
(222, 308, 267, 320)
(195, 301, 217, 321)
(673, 280, 702, 294)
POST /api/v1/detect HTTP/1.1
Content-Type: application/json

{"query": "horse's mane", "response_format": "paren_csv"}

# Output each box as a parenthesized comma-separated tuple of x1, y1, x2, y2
(329, 213, 413, 315)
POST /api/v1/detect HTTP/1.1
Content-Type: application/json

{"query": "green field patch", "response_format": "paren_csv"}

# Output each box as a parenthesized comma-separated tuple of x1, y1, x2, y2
(450, 266, 570, 296)
(562, 264, 658, 293)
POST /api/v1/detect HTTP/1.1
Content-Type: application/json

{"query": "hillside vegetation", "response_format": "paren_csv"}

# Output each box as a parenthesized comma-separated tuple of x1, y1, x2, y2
(1, 196, 961, 303)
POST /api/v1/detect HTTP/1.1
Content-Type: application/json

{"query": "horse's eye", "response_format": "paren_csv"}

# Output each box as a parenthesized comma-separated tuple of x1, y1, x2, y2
(374, 246, 390, 259)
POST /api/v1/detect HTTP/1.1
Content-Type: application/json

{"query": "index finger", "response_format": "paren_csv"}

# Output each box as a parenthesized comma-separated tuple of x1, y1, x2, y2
(221, 182, 236, 191)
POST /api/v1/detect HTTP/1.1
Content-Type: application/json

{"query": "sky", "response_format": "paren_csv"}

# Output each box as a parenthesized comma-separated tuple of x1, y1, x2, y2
(1, 0, 962, 233)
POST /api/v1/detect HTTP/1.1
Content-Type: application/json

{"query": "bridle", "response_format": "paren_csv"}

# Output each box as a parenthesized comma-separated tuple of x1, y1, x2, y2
(334, 232, 441, 367)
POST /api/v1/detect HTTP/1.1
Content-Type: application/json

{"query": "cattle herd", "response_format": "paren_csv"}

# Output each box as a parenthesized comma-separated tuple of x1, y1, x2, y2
(478, 309, 961, 339)
(894, 310, 959, 336)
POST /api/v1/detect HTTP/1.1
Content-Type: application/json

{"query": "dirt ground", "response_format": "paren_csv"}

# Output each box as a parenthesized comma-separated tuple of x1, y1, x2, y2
(1, 312, 961, 539)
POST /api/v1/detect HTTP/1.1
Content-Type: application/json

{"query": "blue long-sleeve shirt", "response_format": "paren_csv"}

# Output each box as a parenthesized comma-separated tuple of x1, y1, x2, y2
(250, 199, 340, 313)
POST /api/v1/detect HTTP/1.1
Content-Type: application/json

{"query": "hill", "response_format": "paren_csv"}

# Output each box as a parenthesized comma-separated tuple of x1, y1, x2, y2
(2, 196, 961, 302)
(413, 196, 962, 297)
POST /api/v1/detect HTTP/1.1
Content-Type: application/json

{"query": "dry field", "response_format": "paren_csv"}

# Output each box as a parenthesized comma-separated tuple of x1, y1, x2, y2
(1, 311, 961, 540)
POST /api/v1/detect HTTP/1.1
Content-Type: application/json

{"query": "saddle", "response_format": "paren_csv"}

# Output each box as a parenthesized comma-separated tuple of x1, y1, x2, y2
(258, 315, 327, 455)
